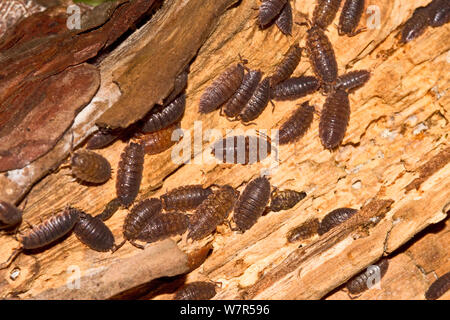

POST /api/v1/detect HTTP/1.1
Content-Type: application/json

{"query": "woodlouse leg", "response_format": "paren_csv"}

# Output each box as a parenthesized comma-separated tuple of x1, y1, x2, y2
(0, 247, 23, 270)
(270, 99, 276, 113)
(226, 220, 240, 232)
(348, 27, 367, 37)
(130, 240, 145, 250)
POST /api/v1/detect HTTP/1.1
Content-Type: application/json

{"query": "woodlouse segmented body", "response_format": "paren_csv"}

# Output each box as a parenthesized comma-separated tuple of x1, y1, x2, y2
(74, 212, 115, 252)
(427, 0, 450, 27)
(163, 69, 189, 106)
(138, 122, 180, 155)
(0, 200, 22, 230)
(259, 0, 288, 27)
(306, 26, 338, 84)
(142, 94, 185, 133)
(286, 218, 319, 243)
(173, 281, 217, 300)
(425, 271, 450, 300)
(71, 150, 111, 184)
(188, 185, 239, 240)
(161, 185, 213, 212)
(278, 102, 315, 145)
(269, 188, 307, 212)
(20, 207, 80, 250)
(275, 1, 293, 35)
(233, 177, 271, 232)
(312, 0, 343, 29)
(401, 6, 431, 43)
(239, 78, 271, 122)
(211, 135, 272, 165)
(338, 0, 365, 36)
(318, 207, 358, 235)
(199, 63, 245, 114)
(270, 44, 303, 88)
(223, 69, 262, 118)
(318, 89, 350, 150)
(123, 198, 163, 241)
(346, 258, 389, 294)
(137, 212, 189, 243)
(335, 70, 370, 92)
(116, 142, 145, 207)
(96, 198, 122, 221)
(86, 128, 122, 150)
(271, 76, 320, 101)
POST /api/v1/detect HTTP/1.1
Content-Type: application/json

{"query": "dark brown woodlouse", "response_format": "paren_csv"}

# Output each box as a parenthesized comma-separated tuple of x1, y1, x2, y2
(233, 176, 271, 232)
(286, 218, 319, 243)
(161, 185, 213, 212)
(427, 0, 450, 27)
(86, 128, 122, 150)
(238, 78, 272, 123)
(401, 6, 431, 43)
(270, 44, 303, 88)
(138, 122, 181, 155)
(335, 70, 371, 92)
(96, 198, 122, 221)
(222, 69, 262, 118)
(136, 212, 189, 243)
(116, 142, 145, 207)
(199, 63, 245, 114)
(346, 258, 389, 295)
(312, 0, 343, 29)
(173, 281, 218, 300)
(122, 198, 163, 247)
(278, 101, 315, 145)
(211, 135, 272, 165)
(306, 26, 338, 85)
(0, 207, 80, 269)
(318, 207, 358, 235)
(74, 212, 117, 252)
(0, 200, 22, 230)
(275, 1, 293, 35)
(188, 185, 239, 241)
(318, 89, 350, 150)
(271, 76, 320, 101)
(259, 0, 288, 28)
(163, 68, 189, 106)
(425, 271, 450, 300)
(70, 149, 111, 184)
(338, 0, 365, 36)
(269, 188, 307, 212)
(141, 94, 185, 133)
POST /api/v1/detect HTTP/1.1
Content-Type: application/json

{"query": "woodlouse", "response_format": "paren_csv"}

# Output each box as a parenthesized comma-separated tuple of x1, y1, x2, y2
(86, 128, 122, 150)
(233, 176, 271, 232)
(0, 207, 80, 269)
(199, 63, 245, 114)
(138, 122, 180, 155)
(238, 77, 272, 122)
(70, 149, 111, 184)
(312, 0, 343, 29)
(275, 1, 293, 35)
(401, 6, 431, 43)
(96, 198, 122, 221)
(335, 70, 371, 92)
(270, 44, 303, 88)
(318, 89, 350, 150)
(306, 26, 338, 85)
(259, 0, 288, 28)
(427, 0, 450, 27)
(269, 188, 307, 212)
(346, 258, 389, 295)
(188, 185, 239, 240)
(222, 69, 262, 118)
(338, 0, 365, 36)
(318, 207, 358, 235)
(136, 212, 189, 243)
(173, 281, 217, 300)
(0, 200, 22, 230)
(74, 212, 116, 252)
(141, 94, 185, 133)
(271, 76, 320, 101)
(116, 142, 145, 207)
(211, 135, 272, 165)
(286, 218, 319, 243)
(161, 185, 213, 212)
(163, 68, 189, 106)
(278, 101, 315, 145)
(425, 271, 450, 300)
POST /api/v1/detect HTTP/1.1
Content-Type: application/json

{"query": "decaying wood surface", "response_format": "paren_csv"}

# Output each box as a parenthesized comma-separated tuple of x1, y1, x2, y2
(0, 0, 449, 299)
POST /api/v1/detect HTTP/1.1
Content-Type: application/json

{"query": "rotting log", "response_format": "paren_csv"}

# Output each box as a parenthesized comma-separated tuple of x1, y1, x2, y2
(0, 0, 449, 299)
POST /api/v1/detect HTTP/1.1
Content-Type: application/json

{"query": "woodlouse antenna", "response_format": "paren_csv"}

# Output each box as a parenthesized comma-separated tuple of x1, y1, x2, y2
(0, 247, 23, 270)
